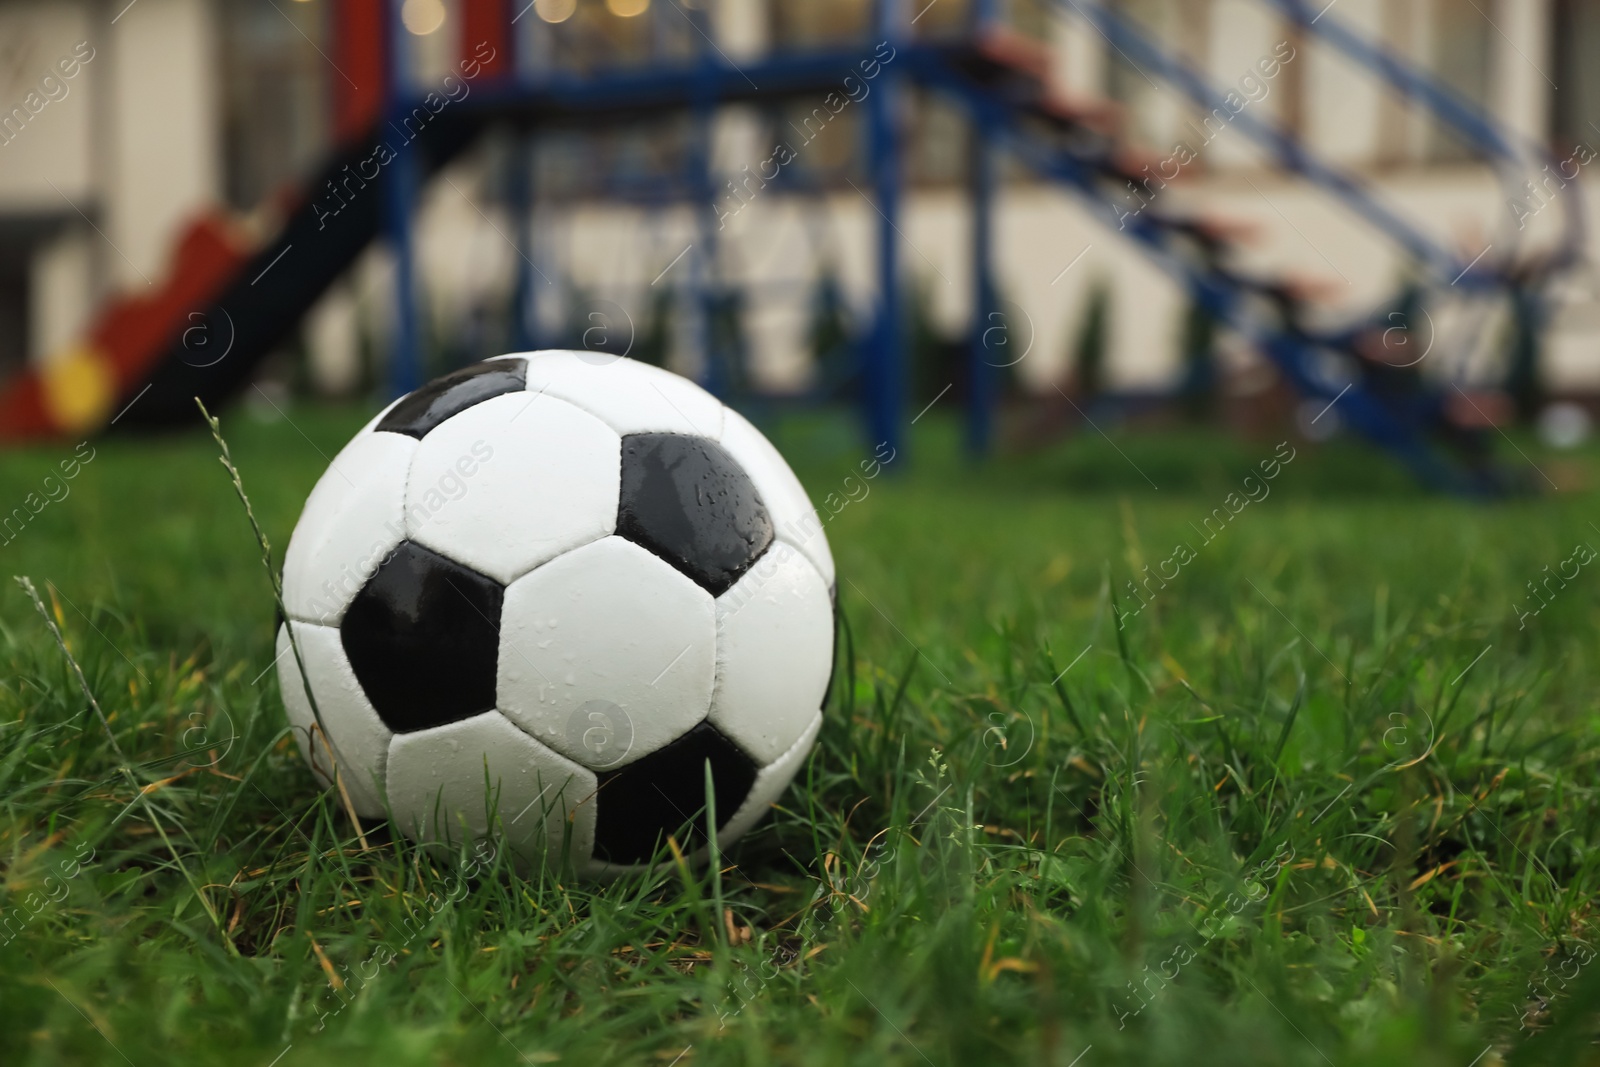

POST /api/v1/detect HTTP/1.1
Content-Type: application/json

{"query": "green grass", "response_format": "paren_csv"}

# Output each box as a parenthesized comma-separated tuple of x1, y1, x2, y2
(3, 404, 1600, 1066)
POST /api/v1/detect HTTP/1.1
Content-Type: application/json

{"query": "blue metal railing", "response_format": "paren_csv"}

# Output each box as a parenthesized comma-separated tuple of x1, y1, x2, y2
(366, 0, 1539, 490)
(1063, 0, 1490, 287)
(1069, 0, 1584, 282)
(1266, 0, 1585, 275)
(923, 63, 1471, 489)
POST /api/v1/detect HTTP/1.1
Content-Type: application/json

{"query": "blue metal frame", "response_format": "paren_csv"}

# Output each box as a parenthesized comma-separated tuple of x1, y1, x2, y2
(1067, 0, 1488, 287)
(688, 3, 725, 399)
(1273, 0, 1584, 268)
(1270, 0, 1519, 163)
(384, 0, 422, 398)
(366, 0, 1551, 492)
(915, 54, 1474, 491)
(865, 0, 908, 458)
(509, 132, 539, 351)
(968, 122, 997, 455)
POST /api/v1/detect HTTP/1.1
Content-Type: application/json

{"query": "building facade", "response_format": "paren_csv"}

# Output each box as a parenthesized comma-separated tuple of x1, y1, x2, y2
(0, 0, 1592, 403)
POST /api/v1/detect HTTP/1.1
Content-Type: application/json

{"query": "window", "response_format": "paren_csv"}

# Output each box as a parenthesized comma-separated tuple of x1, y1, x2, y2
(219, 0, 331, 210)
(1427, 0, 1492, 162)
(1551, 0, 1600, 151)
(766, 0, 871, 49)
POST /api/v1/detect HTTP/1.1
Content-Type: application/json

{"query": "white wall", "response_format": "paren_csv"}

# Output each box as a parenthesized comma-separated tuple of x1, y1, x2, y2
(1202, 0, 1279, 170)
(1303, 0, 1383, 164)
(0, 0, 222, 363)
(1049, 2, 1104, 102)
(1490, 0, 1551, 147)
(713, 0, 768, 61)
(104, 0, 221, 289)
(0, 0, 98, 206)
(29, 225, 96, 364)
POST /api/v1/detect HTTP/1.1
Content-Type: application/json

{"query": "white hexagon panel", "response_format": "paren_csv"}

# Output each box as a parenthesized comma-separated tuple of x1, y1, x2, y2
(275, 621, 391, 817)
(497, 536, 715, 769)
(406, 391, 621, 585)
(385, 710, 597, 864)
(522, 349, 726, 439)
(276, 353, 836, 875)
(710, 543, 834, 765)
(281, 431, 415, 625)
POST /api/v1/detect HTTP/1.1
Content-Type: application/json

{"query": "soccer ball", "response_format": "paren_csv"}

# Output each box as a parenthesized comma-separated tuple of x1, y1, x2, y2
(274, 352, 835, 876)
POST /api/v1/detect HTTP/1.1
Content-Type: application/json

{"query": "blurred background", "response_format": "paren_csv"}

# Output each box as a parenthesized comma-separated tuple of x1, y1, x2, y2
(0, 0, 1595, 490)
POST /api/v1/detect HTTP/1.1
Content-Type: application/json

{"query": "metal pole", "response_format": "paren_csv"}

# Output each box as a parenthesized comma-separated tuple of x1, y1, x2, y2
(967, 121, 996, 455)
(967, 0, 1003, 451)
(695, 113, 723, 396)
(866, 0, 906, 457)
(385, 0, 422, 397)
(510, 130, 538, 351)
(504, 0, 537, 353)
(969, 0, 1003, 454)
(691, 6, 723, 397)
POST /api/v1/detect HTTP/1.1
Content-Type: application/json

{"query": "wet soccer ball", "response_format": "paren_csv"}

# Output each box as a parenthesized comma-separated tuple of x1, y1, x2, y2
(274, 352, 835, 876)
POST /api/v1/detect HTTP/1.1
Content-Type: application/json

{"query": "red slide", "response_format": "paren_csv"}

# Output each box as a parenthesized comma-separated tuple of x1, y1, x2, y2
(0, 0, 511, 442)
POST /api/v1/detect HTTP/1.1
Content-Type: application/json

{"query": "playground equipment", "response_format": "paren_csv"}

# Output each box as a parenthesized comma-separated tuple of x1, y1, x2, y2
(0, 0, 1577, 493)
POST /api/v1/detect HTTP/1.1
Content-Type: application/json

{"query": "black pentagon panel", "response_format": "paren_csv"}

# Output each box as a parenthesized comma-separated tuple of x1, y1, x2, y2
(340, 540, 503, 733)
(374, 359, 527, 438)
(591, 722, 759, 866)
(616, 433, 775, 596)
